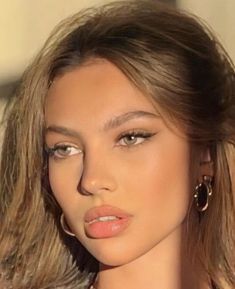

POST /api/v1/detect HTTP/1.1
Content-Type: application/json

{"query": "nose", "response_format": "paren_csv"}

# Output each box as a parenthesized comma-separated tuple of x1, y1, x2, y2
(78, 149, 117, 196)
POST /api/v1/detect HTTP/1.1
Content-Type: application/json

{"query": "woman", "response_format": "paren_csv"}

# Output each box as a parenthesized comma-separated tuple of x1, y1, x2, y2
(0, 1, 234, 288)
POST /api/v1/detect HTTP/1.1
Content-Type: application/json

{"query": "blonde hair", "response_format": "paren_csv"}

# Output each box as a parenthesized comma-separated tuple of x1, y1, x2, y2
(0, 1, 234, 288)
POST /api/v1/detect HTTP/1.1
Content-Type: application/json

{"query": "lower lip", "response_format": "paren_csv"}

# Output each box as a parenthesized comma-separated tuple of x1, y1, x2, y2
(85, 218, 131, 239)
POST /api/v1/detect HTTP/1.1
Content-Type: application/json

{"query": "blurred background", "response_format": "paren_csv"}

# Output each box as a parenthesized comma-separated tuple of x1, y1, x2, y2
(0, 0, 234, 101)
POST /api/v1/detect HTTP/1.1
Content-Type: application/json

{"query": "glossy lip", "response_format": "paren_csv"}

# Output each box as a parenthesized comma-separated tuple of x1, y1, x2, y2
(84, 205, 132, 223)
(84, 205, 133, 239)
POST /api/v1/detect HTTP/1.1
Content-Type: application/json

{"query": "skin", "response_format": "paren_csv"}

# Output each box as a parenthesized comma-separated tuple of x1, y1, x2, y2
(45, 59, 211, 289)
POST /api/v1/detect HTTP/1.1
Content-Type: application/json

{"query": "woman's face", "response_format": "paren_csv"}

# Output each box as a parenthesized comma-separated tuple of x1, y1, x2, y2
(45, 59, 191, 266)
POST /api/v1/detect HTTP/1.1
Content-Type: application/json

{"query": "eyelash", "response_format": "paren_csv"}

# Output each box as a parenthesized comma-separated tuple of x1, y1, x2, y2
(117, 130, 156, 147)
(45, 144, 82, 160)
(45, 130, 156, 159)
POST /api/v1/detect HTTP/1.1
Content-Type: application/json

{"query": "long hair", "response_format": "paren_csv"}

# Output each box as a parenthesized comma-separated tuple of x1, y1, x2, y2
(0, 1, 234, 288)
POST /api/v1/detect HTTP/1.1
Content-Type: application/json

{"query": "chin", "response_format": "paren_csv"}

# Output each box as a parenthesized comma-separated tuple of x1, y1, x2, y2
(96, 252, 137, 267)
(83, 237, 151, 267)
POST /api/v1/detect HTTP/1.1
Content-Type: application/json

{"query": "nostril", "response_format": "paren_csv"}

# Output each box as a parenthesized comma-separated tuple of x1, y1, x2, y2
(77, 159, 117, 195)
(77, 179, 114, 196)
(77, 182, 92, 196)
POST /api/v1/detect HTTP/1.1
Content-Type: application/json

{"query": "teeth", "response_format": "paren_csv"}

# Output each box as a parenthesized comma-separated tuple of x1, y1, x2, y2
(98, 216, 119, 221)
(89, 216, 119, 224)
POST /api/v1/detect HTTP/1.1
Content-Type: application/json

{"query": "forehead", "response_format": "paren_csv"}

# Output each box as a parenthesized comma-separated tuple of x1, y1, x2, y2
(45, 59, 159, 125)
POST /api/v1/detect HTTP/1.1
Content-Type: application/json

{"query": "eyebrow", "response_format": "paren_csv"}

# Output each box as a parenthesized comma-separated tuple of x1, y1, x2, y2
(45, 110, 160, 138)
(45, 125, 82, 139)
(103, 110, 160, 131)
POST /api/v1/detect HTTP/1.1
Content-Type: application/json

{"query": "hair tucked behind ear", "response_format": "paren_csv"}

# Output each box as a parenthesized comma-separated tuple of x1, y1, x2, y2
(0, 1, 234, 288)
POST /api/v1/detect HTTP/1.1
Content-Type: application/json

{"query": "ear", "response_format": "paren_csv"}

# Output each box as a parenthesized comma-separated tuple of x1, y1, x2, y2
(199, 147, 214, 182)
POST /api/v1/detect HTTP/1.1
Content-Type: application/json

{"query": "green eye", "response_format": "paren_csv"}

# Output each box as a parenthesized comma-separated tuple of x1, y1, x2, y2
(120, 135, 142, 145)
(47, 144, 83, 159)
(118, 131, 155, 147)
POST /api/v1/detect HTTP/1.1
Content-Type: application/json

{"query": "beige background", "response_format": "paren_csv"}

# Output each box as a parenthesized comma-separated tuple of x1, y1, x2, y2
(0, 0, 112, 85)
(178, 0, 235, 63)
(0, 0, 234, 88)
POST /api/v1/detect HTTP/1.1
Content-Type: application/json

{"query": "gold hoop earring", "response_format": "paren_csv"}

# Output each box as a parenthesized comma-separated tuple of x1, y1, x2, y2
(60, 214, 75, 236)
(194, 175, 213, 212)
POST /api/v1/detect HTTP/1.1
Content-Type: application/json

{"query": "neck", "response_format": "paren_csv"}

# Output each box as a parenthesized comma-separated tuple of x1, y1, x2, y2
(94, 224, 210, 289)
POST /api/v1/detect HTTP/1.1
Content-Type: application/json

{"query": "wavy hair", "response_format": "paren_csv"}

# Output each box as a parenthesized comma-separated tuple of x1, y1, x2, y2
(0, 1, 234, 288)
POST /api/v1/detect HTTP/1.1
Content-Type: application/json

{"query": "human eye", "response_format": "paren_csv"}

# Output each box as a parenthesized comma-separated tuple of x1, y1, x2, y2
(45, 143, 83, 159)
(117, 130, 156, 147)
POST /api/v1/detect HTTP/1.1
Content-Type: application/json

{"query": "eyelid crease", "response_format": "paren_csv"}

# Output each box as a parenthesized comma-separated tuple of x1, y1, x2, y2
(45, 140, 82, 149)
(118, 130, 155, 138)
(116, 130, 157, 147)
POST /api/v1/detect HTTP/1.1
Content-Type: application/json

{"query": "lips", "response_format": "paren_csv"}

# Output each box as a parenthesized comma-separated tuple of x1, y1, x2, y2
(84, 205, 132, 223)
(84, 205, 132, 239)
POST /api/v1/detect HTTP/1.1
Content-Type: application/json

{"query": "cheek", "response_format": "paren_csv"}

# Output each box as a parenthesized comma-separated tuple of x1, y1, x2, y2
(48, 158, 83, 212)
(125, 138, 191, 222)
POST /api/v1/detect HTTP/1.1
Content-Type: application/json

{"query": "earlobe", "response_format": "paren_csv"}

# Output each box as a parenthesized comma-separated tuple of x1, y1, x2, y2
(200, 147, 211, 164)
(199, 148, 214, 181)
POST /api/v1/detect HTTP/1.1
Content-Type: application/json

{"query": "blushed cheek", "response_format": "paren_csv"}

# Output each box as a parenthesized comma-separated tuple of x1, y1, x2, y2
(135, 141, 191, 223)
(155, 154, 191, 222)
(48, 160, 83, 211)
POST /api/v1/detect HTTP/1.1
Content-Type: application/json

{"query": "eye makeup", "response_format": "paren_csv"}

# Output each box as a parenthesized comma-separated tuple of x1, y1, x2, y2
(45, 144, 83, 159)
(117, 130, 157, 147)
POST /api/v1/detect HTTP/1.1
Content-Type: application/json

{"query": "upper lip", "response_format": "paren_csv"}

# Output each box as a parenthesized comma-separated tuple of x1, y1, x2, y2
(84, 205, 132, 223)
